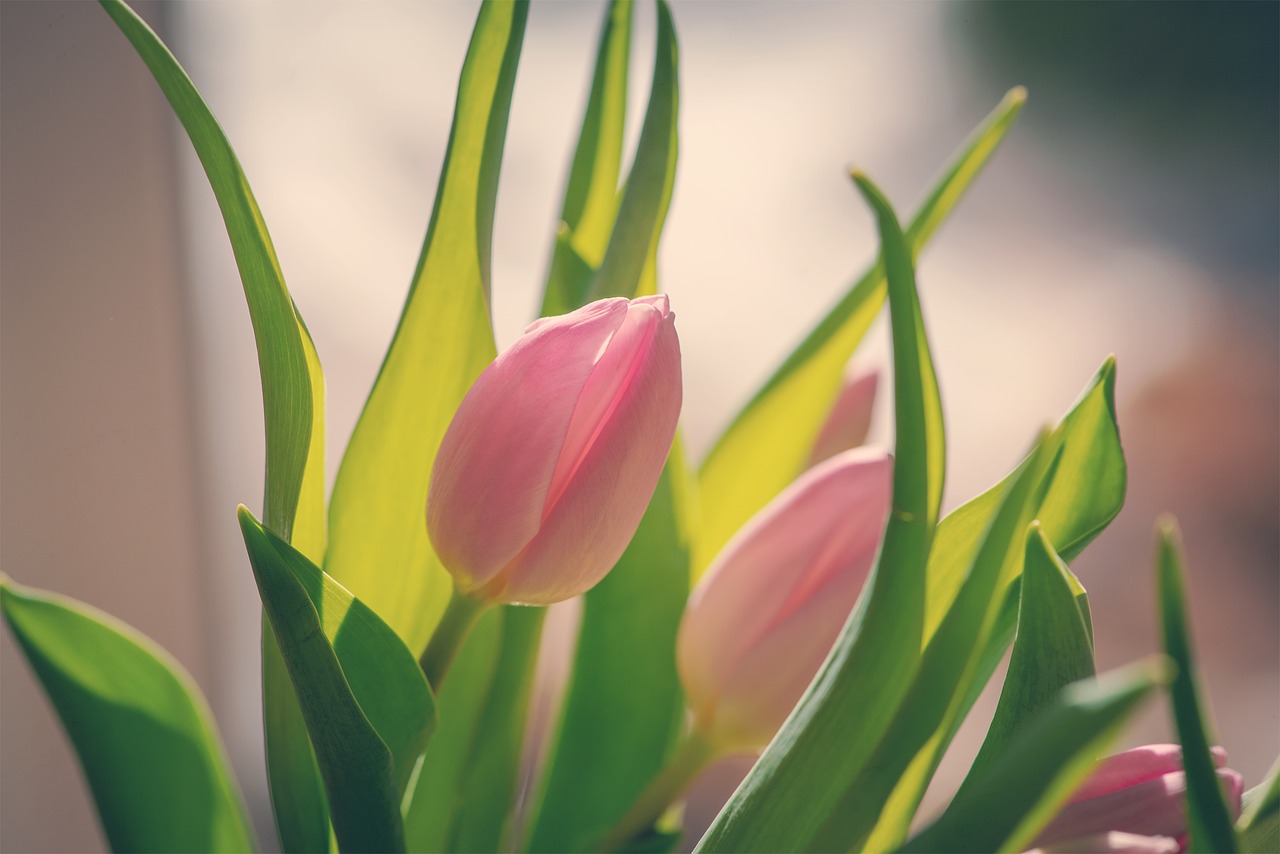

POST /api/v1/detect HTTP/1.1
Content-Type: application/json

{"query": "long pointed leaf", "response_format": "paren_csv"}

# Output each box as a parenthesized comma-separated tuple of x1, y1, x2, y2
(951, 526, 1097, 808)
(694, 89, 1025, 573)
(98, 2, 332, 847)
(819, 438, 1053, 852)
(1158, 519, 1241, 852)
(240, 509, 438, 854)
(587, 0, 679, 302)
(862, 359, 1124, 847)
(900, 660, 1170, 854)
(325, 0, 528, 653)
(541, 0, 633, 315)
(696, 172, 943, 853)
(1, 578, 255, 853)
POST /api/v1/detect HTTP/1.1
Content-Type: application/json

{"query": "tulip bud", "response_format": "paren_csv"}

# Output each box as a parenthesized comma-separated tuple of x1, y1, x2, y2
(1030, 744, 1244, 852)
(808, 366, 879, 467)
(676, 447, 892, 751)
(427, 295, 681, 606)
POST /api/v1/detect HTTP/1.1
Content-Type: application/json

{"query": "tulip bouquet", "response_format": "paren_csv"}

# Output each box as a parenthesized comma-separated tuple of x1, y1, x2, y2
(3, 2, 1277, 853)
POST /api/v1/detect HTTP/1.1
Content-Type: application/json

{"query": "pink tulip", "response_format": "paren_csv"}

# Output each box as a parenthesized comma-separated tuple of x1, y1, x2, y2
(427, 295, 681, 606)
(676, 447, 892, 751)
(807, 366, 879, 467)
(1030, 744, 1244, 853)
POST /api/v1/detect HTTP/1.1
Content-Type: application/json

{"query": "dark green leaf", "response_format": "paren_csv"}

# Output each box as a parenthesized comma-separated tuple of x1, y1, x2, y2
(239, 509, 437, 854)
(695, 172, 943, 853)
(900, 660, 1170, 854)
(1, 577, 255, 853)
(1157, 518, 1240, 852)
(953, 525, 1096, 803)
(694, 89, 1025, 574)
(324, 0, 528, 653)
(527, 447, 695, 852)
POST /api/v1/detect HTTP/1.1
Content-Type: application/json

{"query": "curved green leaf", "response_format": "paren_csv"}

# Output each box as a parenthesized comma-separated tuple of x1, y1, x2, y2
(860, 358, 1124, 847)
(325, 0, 528, 653)
(541, 0, 633, 315)
(527, 447, 695, 852)
(1239, 759, 1280, 854)
(1157, 519, 1240, 852)
(696, 172, 943, 853)
(1, 577, 254, 853)
(694, 88, 1025, 574)
(239, 509, 437, 854)
(587, 0, 679, 303)
(900, 660, 1170, 854)
(819, 438, 1053, 852)
(98, 3, 332, 847)
(952, 526, 1096, 807)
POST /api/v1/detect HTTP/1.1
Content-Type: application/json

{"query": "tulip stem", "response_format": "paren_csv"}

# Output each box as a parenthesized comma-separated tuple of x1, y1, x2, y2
(419, 588, 488, 689)
(594, 729, 719, 853)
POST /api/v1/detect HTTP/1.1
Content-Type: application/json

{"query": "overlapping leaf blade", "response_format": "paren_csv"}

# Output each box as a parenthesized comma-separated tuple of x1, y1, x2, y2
(820, 439, 1053, 852)
(324, 0, 528, 654)
(541, 0, 633, 315)
(98, 2, 332, 847)
(694, 88, 1025, 574)
(696, 172, 943, 853)
(528, 449, 695, 852)
(239, 509, 437, 854)
(952, 526, 1097, 807)
(1, 578, 255, 853)
(1157, 519, 1240, 852)
(900, 661, 1170, 854)
(864, 361, 1123, 849)
(587, 0, 679, 303)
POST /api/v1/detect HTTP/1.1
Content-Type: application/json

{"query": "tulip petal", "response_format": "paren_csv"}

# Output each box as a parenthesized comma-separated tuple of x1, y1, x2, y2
(808, 366, 879, 467)
(494, 304, 682, 604)
(677, 448, 891, 744)
(427, 299, 629, 592)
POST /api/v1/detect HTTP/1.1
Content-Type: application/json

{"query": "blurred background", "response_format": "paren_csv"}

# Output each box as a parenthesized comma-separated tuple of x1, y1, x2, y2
(2, 1, 1275, 850)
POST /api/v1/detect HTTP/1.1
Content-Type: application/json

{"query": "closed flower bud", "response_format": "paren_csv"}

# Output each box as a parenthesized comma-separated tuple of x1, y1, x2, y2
(807, 366, 879, 467)
(676, 447, 892, 751)
(1030, 744, 1244, 852)
(427, 295, 681, 606)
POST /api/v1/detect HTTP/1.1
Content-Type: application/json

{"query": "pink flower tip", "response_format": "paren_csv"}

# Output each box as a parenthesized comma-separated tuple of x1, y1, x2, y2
(427, 296, 682, 605)
(676, 447, 892, 751)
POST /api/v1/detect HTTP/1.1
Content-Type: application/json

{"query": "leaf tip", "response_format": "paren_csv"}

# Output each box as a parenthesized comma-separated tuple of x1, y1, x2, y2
(1006, 85, 1029, 107)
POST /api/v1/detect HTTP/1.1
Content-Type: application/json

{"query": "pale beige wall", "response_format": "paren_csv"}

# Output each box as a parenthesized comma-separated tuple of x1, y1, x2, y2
(0, 3, 211, 851)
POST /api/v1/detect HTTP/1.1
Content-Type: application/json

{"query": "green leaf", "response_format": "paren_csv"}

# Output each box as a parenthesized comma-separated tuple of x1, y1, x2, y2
(527, 446, 695, 852)
(239, 508, 437, 854)
(324, 0, 528, 653)
(953, 526, 1097, 806)
(403, 610, 503, 853)
(857, 359, 1124, 848)
(695, 172, 943, 853)
(587, 0, 679, 302)
(1157, 518, 1240, 853)
(98, 3, 332, 848)
(818, 438, 1054, 852)
(540, 0, 633, 316)
(900, 660, 1170, 854)
(694, 88, 1025, 574)
(1, 577, 255, 853)
(444, 606, 546, 852)
(1239, 759, 1280, 854)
